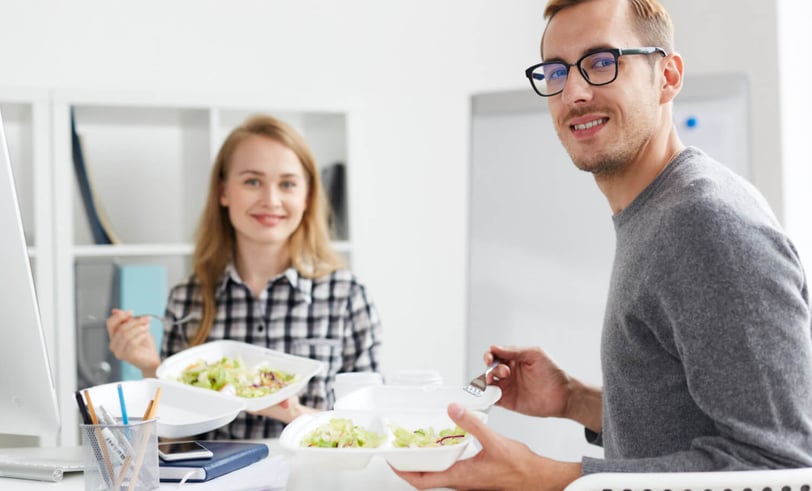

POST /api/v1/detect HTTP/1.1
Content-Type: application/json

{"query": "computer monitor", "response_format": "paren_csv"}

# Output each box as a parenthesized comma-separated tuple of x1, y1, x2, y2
(0, 109, 61, 440)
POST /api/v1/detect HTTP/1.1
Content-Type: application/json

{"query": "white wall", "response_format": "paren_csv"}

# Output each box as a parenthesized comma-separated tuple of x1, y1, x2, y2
(0, 0, 803, 410)
(777, 0, 812, 270)
(0, 0, 546, 386)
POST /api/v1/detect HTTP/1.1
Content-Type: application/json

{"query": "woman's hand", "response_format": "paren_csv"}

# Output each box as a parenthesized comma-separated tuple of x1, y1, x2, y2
(248, 396, 318, 424)
(106, 308, 161, 378)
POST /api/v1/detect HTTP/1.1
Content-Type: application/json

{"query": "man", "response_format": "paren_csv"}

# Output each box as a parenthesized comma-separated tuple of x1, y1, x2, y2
(395, 0, 812, 489)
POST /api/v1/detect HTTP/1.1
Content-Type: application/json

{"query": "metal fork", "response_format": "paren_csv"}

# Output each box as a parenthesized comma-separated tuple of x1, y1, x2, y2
(87, 313, 197, 326)
(142, 313, 198, 326)
(463, 359, 501, 397)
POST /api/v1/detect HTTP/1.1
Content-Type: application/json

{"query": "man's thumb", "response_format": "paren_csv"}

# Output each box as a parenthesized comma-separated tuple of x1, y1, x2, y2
(448, 403, 490, 444)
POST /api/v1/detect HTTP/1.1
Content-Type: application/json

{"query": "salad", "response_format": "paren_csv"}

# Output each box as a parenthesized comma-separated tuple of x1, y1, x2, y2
(300, 418, 385, 448)
(391, 424, 468, 448)
(179, 356, 296, 398)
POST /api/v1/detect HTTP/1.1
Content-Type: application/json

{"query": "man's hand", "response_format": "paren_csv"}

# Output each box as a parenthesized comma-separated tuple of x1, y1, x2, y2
(392, 403, 582, 491)
(487, 345, 602, 431)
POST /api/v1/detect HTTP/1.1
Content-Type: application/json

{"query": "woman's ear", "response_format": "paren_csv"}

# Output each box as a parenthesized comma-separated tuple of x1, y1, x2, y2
(660, 51, 684, 104)
(218, 182, 229, 207)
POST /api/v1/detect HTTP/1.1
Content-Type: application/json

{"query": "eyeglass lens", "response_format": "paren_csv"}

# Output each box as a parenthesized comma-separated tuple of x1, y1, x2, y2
(531, 50, 618, 96)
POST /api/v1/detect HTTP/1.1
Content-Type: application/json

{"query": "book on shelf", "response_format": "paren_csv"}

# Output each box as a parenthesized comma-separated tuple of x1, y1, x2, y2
(159, 441, 269, 483)
(70, 107, 121, 245)
(321, 161, 347, 240)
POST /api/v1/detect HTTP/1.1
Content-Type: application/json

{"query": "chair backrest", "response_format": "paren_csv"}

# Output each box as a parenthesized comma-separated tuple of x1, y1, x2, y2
(565, 468, 812, 491)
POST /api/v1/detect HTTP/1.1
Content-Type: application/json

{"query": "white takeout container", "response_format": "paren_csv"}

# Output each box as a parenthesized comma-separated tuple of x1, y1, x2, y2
(155, 339, 324, 412)
(280, 410, 485, 472)
(334, 384, 502, 413)
(84, 378, 243, 438)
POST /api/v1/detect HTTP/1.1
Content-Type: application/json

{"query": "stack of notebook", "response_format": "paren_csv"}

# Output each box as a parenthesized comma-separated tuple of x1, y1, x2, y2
(159, 441, 269, 483)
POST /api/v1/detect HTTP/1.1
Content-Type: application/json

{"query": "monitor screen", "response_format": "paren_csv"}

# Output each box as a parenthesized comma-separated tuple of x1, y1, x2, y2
(0, 109, 61, 440)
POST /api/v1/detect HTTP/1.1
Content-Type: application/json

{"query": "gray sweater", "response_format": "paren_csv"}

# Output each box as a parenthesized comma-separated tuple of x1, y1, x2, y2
(583, 147, 812, 473)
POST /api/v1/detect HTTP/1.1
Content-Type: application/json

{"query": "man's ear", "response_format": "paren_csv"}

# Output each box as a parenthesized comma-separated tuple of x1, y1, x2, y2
(660, 52, 684, 104)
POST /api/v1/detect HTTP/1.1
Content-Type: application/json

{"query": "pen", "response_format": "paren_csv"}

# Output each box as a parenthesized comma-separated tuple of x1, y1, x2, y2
(74, 390, 92, 425)
(98, 405, 136, 455)
(117, 383, 130, 425)
(92, 405, 127, 465)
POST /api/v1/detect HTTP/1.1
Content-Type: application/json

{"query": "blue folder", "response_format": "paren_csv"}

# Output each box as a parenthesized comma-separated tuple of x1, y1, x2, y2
(117, 264, 167, 381)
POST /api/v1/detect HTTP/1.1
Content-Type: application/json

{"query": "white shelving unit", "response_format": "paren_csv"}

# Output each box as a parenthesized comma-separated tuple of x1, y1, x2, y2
(4, 89, 355, 446)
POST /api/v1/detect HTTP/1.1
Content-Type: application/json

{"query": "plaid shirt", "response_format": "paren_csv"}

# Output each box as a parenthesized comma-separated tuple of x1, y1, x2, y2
(160, 264, 382, 439)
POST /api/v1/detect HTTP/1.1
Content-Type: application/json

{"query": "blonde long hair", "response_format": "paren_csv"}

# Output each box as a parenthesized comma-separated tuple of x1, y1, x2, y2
(188, 114, 345, 346)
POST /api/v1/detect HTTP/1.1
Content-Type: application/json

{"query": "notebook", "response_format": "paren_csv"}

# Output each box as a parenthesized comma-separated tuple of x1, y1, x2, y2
(159, 441, 269, 483)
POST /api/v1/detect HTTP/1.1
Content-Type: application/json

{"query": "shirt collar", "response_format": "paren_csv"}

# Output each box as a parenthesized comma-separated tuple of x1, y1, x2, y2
(216, 262, 312, 303)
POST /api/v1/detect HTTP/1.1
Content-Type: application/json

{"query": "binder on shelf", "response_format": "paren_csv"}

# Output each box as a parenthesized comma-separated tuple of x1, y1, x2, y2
(116, 264, 167, 381)
(70, 107, 121, 245)
(75, 261, 120, 388)
(159, 441, 269, 482)
(321, 162, 347, 240)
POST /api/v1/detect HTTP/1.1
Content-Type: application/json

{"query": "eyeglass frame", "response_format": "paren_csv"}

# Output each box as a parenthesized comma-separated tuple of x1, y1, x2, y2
(524, 47, 668, 97)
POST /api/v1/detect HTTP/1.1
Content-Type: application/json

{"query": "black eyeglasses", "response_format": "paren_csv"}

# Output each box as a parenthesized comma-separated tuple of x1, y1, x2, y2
(524, 47, 668, 97)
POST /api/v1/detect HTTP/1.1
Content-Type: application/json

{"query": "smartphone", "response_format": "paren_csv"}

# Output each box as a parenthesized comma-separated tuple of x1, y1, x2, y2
(157, 441, 214, 461)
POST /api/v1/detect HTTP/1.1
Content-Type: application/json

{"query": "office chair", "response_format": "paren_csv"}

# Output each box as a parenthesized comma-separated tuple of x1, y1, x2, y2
(565, 468, 812, 491)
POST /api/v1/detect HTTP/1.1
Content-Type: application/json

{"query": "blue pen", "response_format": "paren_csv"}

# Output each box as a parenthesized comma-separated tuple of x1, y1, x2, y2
(117, 383, 129, 425)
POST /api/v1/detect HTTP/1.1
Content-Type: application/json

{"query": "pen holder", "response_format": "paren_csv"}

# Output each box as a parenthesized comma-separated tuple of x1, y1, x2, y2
(80, 418, 159, 491)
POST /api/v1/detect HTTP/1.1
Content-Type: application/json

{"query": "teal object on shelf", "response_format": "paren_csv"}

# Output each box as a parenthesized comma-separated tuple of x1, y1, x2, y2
(118, 264, 167, 381)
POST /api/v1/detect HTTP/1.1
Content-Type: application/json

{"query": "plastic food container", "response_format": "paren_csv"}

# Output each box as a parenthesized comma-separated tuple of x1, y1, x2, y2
(280, 409, 486, 472)
(155, 339, 324, 412)
(334, 384, 502, 413)
(83, 378, 244, 438)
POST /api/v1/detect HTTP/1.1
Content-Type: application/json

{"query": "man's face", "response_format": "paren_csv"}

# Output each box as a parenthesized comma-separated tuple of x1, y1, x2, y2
(542, 0, 664, 176)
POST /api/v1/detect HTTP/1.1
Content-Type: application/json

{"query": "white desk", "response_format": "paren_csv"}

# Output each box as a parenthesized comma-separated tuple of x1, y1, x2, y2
(2, 440, 429, 491)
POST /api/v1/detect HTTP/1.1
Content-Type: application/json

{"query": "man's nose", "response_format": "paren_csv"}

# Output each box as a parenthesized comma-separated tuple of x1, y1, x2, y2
(560, 69, 593, 104)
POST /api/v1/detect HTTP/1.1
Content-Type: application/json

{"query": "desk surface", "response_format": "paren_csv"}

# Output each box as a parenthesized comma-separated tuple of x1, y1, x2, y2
(2, 440, 426, 491)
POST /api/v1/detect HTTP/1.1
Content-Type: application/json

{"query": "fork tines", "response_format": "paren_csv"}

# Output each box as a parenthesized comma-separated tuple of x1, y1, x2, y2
(463, 380, 487, 397)
(463, 374, 488, 397)
(463, 360, 500, 397)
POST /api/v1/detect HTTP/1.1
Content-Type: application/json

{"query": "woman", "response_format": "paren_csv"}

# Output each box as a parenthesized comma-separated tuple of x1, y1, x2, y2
(106, 114, 382, 439)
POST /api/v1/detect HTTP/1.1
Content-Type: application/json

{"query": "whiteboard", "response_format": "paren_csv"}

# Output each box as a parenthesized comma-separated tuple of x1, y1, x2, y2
(466, 74, 749, 461)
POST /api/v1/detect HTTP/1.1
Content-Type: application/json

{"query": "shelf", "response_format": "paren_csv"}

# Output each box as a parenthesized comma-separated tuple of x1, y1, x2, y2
(73, 241, 351, 257)
(72, 243, 195, 258)
(9, 90, 356, 447)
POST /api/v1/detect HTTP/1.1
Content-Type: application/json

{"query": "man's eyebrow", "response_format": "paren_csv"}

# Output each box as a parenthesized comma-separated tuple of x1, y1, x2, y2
(543, 45, 615, 63)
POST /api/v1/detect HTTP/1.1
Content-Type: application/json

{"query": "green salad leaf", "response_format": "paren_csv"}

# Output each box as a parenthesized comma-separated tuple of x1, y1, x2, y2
(300, 418, 385, 448)
(391, 424, 468, 448)
(179, 356, 296, 398)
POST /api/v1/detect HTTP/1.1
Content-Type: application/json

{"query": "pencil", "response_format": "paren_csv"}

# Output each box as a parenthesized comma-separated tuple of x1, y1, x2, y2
(127, 387, 162, 491)
(141, 400, 154, 421)
(146, 387, 161, 419)
(82, 390, 116, 488)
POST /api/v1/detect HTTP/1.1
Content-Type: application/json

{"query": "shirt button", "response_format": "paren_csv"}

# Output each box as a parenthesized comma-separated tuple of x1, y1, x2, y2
(257, 325, 264, 332)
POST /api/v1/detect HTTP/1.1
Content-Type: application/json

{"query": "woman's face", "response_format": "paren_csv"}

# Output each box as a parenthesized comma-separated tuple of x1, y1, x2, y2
(219, 134, 309, 249)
